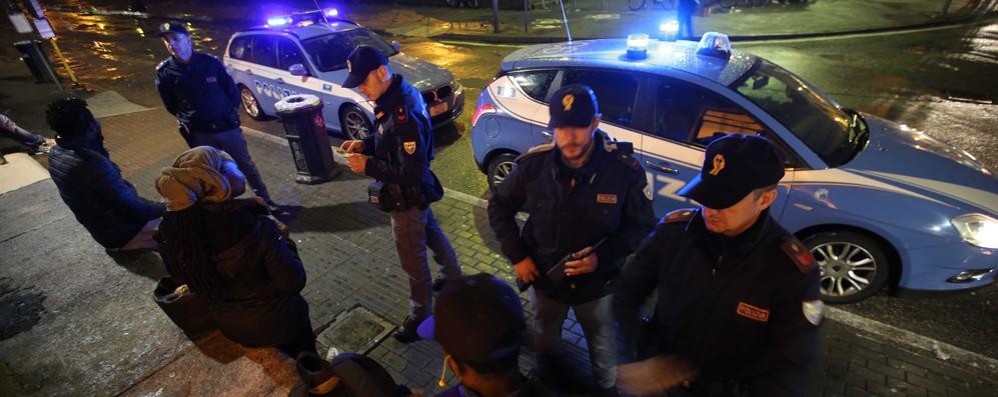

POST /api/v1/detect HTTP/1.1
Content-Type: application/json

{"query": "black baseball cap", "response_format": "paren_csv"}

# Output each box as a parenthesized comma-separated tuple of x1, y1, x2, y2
(678, 133, 785, 210)
(548, 84, 599, 129)
(417, 273, 525, 364)
(341, 46, 389, 89)
(158, 21, 189, 37)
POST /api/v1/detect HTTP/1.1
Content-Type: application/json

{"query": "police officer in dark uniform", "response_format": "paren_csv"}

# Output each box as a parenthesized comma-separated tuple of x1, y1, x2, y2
(615, 134, 822, 397)
(338, 46, 461, 344)
(154, 22, 277, 211)
(488, 84, 655, 395)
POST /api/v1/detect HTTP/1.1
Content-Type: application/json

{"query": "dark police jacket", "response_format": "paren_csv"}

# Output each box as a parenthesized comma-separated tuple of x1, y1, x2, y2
(488, 131, 656, 304)
(615, 208, 822, 397)
(361, 75, 442, 207)
(155, 53, 242, 134)
(158, 200, 310, 348)
(48, 140, 164, 248)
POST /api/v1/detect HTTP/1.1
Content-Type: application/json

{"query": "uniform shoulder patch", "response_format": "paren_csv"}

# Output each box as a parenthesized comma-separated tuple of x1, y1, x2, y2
(781, 237, 817, 273)
(395, 106, 408, 123)
(663, 208, 696, 224)
(515, 143, 553, 163)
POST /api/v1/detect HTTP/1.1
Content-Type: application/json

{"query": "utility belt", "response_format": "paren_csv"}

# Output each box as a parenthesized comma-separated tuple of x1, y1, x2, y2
(368, 181, 428, 213)
(178, 116, 240, 135)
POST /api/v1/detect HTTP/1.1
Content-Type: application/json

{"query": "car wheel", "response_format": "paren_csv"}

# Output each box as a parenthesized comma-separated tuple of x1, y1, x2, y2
(239, 85, 266, 121)
(340, 105, 372, 140)
(487, 153, 518, 189)
(803, 231, 890, 304)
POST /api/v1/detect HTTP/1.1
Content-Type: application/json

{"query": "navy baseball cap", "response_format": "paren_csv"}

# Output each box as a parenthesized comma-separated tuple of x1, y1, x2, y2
(341, 46, 389, 89)
(678, 134, 785, 210)
(548, 84, 599, 129)
(417, 273, 525, 364)
(158, 21, 189, 37)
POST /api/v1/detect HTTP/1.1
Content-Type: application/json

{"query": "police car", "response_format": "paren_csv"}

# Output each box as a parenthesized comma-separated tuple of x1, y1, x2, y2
(223, 9, 464, 139)
(471, 33, 998, 303)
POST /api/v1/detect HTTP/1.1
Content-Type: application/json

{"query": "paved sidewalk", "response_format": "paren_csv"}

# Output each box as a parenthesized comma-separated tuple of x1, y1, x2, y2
(1, 84, 997, 396)
(42, 0, 998, 43)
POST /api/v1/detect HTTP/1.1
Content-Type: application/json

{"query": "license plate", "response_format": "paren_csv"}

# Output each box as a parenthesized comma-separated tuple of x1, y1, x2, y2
(429, 102, 448, 117)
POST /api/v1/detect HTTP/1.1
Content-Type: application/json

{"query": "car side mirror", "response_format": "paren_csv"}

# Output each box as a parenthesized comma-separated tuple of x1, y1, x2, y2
(391, 40, 401, 52)
(289, 63, 309, 77)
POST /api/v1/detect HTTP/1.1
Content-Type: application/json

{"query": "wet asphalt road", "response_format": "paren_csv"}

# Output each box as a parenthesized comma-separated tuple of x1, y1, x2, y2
(16, 10, 998, 358)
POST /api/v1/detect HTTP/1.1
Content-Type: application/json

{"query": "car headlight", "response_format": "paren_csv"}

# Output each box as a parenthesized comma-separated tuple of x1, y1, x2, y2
(951, 214, 998, 249)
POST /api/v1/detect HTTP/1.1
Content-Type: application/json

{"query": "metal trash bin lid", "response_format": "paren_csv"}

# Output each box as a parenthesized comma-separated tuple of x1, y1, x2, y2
(275, 94, 322, 114)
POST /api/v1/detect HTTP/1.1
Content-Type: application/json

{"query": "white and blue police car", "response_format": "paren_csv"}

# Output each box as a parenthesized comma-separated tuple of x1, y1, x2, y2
(470, 33, 997, 303)
(223, 9, 464, 140)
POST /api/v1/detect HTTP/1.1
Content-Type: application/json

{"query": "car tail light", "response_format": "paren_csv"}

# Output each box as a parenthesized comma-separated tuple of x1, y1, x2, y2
(472, 104, 495, 128)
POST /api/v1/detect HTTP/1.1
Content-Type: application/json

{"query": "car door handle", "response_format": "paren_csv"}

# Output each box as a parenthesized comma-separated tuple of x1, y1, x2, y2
(275, 78, 285, 84)
(646, 160, 680, 174)
(243, 69, 253, 75)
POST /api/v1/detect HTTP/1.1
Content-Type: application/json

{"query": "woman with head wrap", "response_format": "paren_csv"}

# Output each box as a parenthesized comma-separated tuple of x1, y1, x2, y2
(156, 146, 316, 356)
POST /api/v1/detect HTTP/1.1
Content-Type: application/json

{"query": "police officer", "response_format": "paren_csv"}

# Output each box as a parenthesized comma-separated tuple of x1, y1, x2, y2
(614, 134, 822, 397)
(488, 84, 655, 395)
(154, 22, 277, 211)
(338, 46, 461, 343)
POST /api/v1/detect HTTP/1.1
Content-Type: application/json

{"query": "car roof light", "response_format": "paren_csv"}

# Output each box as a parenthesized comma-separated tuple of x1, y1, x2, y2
(626, 33, 649, 60)
(324, 8, 339, 17)
(659, 20, 679, 39)
(696, 32, 732, 60)
(266, 15, 292, 27)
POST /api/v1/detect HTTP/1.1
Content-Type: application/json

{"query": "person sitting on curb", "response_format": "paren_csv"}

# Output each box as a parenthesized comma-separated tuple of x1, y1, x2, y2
(1, 113, 55, 154)
(45, 97, 164, 252)
(418, 273, 558, 397)
(155, 146, 317, 358)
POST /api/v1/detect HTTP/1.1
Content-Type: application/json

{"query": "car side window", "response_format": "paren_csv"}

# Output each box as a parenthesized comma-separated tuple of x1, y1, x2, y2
(229, 36, 253, 61)
(655, 77, 766, 146)
(509, 70, 557, 102)
(277, 38, 306, 71)
(251, 36, 279, 69)
(561, 69, 639, 127)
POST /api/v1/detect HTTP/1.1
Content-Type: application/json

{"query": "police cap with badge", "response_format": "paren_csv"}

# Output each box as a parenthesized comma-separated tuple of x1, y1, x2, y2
(157, 21, 189, 37)
(418, 273, 525, 374)
(678, 133, 785, 209)
(548, 84, 599, 129)
(342, 46, 389, 89)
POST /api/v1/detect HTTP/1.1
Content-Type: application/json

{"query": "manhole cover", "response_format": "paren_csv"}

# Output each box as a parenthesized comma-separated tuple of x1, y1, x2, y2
(316, 306, 394, 356)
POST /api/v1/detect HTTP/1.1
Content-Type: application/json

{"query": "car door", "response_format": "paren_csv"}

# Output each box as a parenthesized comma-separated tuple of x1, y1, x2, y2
(225, 35, 255, 91)
(641, 75, 797, 219)
(299, 31, 373, 132)
(556, 68, 644, 152)
(246, 35, 282, 113)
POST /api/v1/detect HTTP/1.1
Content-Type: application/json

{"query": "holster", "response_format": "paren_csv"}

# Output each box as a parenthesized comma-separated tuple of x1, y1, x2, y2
(368, 181, 405, 212)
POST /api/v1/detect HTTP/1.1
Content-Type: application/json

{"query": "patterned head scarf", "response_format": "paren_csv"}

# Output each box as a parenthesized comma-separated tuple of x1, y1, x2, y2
(156, 146, 235, 211)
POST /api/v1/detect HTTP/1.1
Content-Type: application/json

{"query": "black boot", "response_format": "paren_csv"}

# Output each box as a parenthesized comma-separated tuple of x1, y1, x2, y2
(392, 316, 424, 344)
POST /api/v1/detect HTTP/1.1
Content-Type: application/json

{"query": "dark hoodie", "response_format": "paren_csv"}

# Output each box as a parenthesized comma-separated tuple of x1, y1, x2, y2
(158, 199, 309, 347)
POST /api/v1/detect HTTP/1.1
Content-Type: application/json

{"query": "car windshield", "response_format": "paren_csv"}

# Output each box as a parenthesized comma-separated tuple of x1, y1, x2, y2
(301, 28, 398, 73)
(732, 59, 861, 167)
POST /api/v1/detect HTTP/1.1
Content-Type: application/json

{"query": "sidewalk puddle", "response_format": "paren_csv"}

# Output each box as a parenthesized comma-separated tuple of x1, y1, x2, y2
(0, 277, 46, 341)
(315, 306, 393, 356)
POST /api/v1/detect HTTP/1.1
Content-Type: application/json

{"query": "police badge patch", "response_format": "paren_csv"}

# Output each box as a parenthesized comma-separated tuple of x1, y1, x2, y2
(802, 300, 824, 326)
(403, 141, 416, 155)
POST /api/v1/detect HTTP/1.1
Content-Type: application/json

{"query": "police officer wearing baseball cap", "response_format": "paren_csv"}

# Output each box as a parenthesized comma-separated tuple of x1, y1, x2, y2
(418, 273, 556, 397)
(488, 84, 655, 395)
(614, 134, 822, 397)
(154, 21, 279, 212)
(338, 46, 461, 344)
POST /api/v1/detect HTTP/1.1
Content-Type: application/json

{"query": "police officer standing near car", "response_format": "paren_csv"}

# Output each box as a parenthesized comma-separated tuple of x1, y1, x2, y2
(614, 133, 822, 397)
(338, 46, 462, 344)
(154, 22, 278, 212)
(488, 84, 655, 396)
